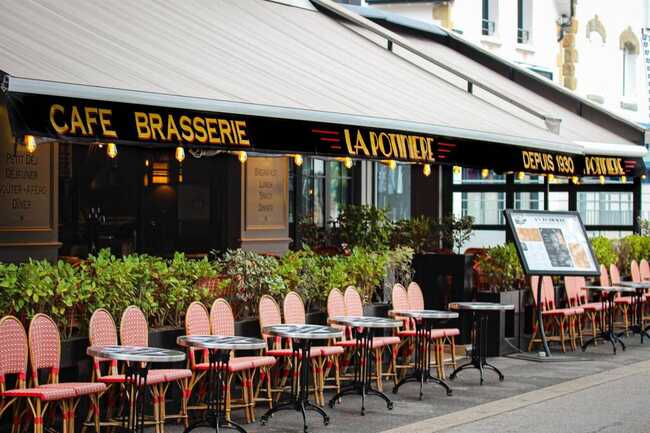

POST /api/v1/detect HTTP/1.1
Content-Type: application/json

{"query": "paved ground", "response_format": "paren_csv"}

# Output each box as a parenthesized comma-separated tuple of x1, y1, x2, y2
(163, 335, 650, 433)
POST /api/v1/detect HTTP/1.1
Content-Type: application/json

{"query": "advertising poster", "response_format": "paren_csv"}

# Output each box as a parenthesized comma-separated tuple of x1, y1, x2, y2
(504, 210, 599, 276)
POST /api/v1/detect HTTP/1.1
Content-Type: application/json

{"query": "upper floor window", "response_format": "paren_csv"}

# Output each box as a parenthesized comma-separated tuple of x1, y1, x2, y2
(482, 0, 498, 36)
(619, 27, 640, 98)
(517, 0, 532, 44)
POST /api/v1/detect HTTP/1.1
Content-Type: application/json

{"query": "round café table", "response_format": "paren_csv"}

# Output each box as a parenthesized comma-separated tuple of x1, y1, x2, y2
(582, 285, 637, 353)
(259, 324, 342, 433)
(618, 281, 650, 343)
(86, 345, 185, 433)
(326, 316, 401, 415)
(448, 302, 514, 384)
(390, 309, 458, 398)
(177, 335, 266, 433)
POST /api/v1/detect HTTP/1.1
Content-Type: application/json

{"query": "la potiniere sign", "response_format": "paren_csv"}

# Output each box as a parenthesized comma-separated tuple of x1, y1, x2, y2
(504, 210, 599, 277)
(4, 92, 644, 176)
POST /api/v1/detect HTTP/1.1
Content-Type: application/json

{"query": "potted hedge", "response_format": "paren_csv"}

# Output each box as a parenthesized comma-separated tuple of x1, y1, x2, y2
(475, 243, 527, 355)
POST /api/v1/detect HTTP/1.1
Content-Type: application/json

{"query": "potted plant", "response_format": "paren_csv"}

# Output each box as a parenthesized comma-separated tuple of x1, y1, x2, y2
(475, 243, 527, 355)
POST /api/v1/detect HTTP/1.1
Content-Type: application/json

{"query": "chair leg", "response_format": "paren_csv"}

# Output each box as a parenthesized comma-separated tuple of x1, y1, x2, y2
(334, 356, 341, 395)
(449, 337, 457, 372)
(559, 318, 566, 352)
(311, 364, 321, 406)
(241, 372, 251, 424)
(225, 374, 233, 422)
(374, 348, 383, 392)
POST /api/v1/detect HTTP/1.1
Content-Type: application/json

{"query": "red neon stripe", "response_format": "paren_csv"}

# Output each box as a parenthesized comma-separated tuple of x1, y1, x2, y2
(312, 129, 339, 135)
(437, 155, 447, 159)
(437, 148, 452, 153)
(438, 142, 457, 147)
(320, 137, 340, 143)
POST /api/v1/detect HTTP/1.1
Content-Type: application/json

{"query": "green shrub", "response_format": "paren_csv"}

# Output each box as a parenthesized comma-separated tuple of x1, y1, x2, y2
(476, 243, 524, 292)
(590, 236, 617, 267)
(615, 235, 650, 277)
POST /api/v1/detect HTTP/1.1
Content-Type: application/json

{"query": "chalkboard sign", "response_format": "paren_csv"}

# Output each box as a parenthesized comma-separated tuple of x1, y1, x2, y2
(504, 210, 599, 276)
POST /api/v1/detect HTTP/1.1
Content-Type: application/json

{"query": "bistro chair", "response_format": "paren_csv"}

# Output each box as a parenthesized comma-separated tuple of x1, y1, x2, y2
(209, 298, 276, 422)
(28, 314, 106, 433)
(282, 291, 343, 404)
(0, 315, 76, 433)
(120, 306, 191, 431)
(343, 286, 400, 391)
(390, 284, 417, 379)
(564, 276, 604, 343)
(606, 264, 632, 332)
(87, 308, 168, 432)
(326, 289, 357, 379)
(258, 295, 322, 403)
(528, 277, 582, 352)
(407, 282, 459, 377)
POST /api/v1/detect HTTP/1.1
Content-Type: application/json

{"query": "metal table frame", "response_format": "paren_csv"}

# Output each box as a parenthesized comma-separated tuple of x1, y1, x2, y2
(177, 336, 266, 433)
(326, 316, 400, 415)
(448, 302, 513, 385)
(259, 324, 342, 433)
(390, 310, 458, 399)
(581, 286, 636, 354)
(619, 282, 650, 343)
(86, 345, 185, 433)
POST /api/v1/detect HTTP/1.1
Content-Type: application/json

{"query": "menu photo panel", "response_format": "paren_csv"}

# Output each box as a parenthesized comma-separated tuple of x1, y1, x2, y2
(504, 210, 599, 276)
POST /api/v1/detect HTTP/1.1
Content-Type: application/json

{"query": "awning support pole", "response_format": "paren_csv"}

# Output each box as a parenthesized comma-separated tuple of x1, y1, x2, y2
(544, 176, 550, 210)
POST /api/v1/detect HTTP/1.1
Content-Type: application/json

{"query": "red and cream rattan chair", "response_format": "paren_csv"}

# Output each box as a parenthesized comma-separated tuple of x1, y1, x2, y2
(326, 289, 356, 379)
(607, 264, 632, 332)
(528, 277, 582, 352)
(282, 292, 343, 404)
(87, 308, 168, 432)
(209, 298, 276, 422)
(390, 284, 419, 379)
(28, 314, 106, 433)
(564, 276, 603, 343)
(407, 282, 458, 377)
(258, 295, 326, 404)
(120, 306, 191, 431)
(0, 315, 76, 433)
(343, 286, 400, 391)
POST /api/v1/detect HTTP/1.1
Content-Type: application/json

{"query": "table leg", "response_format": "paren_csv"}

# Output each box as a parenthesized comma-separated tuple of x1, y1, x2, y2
(328, 329, 394, 415)
(626, 290, 650, 343)
(450, 312, 503, 384)
(583, 294, 625, 354)
(392, 319, 452, 398)
(184, 350, 246, 433)
(118, 362, 149, 433)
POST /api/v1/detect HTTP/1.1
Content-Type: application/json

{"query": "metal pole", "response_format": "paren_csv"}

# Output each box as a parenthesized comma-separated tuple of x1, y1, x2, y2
(544, 176, 550, 210)
(537, 276, 552, 357)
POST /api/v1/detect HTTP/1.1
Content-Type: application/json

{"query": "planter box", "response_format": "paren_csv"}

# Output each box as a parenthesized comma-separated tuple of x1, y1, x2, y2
(477, 289, 526, 357)
(306, 310, 327, 325)
(235, 317, 261, 338)
(412, 253, 474, 310)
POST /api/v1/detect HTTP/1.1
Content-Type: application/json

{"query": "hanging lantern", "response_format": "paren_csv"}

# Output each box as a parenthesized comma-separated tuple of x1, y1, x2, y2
(517, 171, 525, 181)
(238, 151, 248, 163)
(620, 175, 627, 183)
(423, 164, 431, 177)
(145, 159, 150, 167)
(571, 176, 579, 185)
(599, 175, 605, 185)
(453, 165, 462, 175)
(388, 160, 397, 171)
(106, 143, 118, 159)
(642, 174, 647, 180)
(23, 135, 37, 154)
(175, 146, 185, 163)
(344, 157, 353, 169)
(481, 168, 489, 178)
(293, 154, 303, 167)
(547, 174, 555, 183)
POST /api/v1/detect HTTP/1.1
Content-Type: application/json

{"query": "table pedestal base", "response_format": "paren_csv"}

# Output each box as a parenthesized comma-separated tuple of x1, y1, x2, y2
(261, 340, 329, 433)
(392, 320, 452, 399)
(117, 363, 150, 433)
(582, 294, 626, 355)
(449, 312, 504, 385)
(328, 330, 394, 416)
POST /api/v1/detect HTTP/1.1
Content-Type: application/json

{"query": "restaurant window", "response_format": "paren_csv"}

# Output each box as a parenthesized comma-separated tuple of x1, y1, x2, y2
(578, 191, 633, 226)
(482, 0, 498, 36)
(375, 163, 411, 221)
(454, 191, 505, 225)
(298, 158, 352, 227)
(517, 0, 532, 44)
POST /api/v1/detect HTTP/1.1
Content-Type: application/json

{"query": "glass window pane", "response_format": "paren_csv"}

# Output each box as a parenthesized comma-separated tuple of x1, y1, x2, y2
(453, 168, 505, 185)
(375, 163, 411, 221)
(453, 191, 505, 225)
(514, 192, 543, 210)
(327, 161, 349, 223)
(577, 191, 633, 226)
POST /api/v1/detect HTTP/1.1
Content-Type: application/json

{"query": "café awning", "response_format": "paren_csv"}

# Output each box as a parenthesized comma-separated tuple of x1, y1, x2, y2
(577, 141, 647, 177)
(0, 0, 586, 175)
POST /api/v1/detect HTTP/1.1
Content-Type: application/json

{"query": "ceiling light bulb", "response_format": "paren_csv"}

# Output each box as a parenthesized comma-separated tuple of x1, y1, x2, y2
(344, 157, 353, 169)
(106, 142, 118, 159)
(238, 151, 248, 164)
(24, 135, 37, 154)
(620, 175, 627, 183)
(453, 165, 462, 175)
(294, 154, 303, 167)
(175, 146, 185, 163)
(423, 164, 431, 177)
(599, 175, 605, 185)
(481, 168, 489, 178)
(547, 174, 555, 182)
(517, 171, 525, 180)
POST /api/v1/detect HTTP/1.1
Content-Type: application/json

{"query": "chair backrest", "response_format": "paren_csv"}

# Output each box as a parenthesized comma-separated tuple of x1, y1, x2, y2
(259, 295, 283, 346)
(344, 286, 363, 316)
(283, 291, 306, 325)
(599, 264, 611, 287)
(609, 264, 621, 285)
(327, 288, 347, 335)
(211, 298, 236, 336)
(407, 282, 425, 310)
(640, 259, 650, 281)
(530, 276, 554, 310)
(186, 302, 210, 336)
(28, 314, 61, 385)
(120, 306, 148, 347)
(631, 260, 641, 283)
(391, 284, 410, 311)
(89, 308, 119, 376)
(564, 276, 587, 306)
(0, 316, 28, 390)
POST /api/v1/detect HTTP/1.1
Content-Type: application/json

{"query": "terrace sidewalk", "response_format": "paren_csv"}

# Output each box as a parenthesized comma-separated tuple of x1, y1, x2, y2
(165, 336, 650, 433)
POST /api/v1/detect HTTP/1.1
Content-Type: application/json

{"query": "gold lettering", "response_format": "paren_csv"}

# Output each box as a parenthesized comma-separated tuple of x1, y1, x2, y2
(69, 106, 87, 136)
(134, 112, 151, 139)
(205, 118, 221, 144)
(378, 132, 391, 157)
(179, 116, 194, 142)
(193, 117, 207, 143)
(424, 137, 434, 161)
(84, 107, 98, 135)
(354, 130, 370, 156)
(369, 132, 380, 157)
(148, 113, 165, 141)
(98, 109, 117, 138)
(397, 135, 408, 159)
(218, 119, 234, 144)
(166, 114, 181, 142)
(235, 120, 250, 145)
(49, 104, 69, 134)
(344, 129, 356, 156)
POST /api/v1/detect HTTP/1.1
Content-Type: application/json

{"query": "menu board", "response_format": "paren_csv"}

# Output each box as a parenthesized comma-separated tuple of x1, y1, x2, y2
(504, 210, 599, 276)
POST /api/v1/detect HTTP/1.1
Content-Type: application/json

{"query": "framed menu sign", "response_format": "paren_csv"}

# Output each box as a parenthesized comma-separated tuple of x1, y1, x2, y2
(504, 210, 599, 276)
